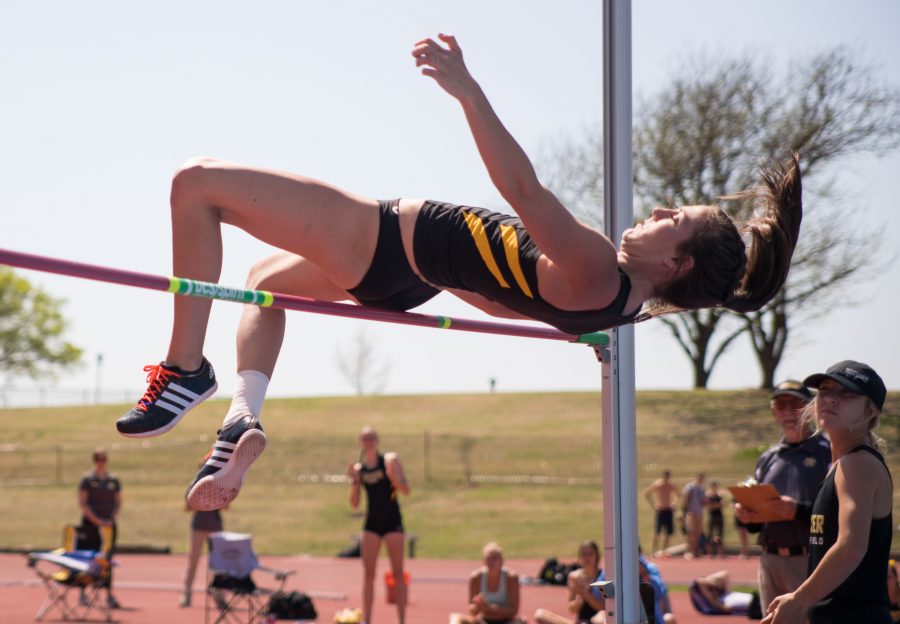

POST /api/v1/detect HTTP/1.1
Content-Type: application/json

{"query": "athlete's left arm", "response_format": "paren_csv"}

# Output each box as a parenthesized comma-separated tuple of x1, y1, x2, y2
(385, 453, 410, 496)
(413, 35, 618, 286)
(762, 455, 877, 623)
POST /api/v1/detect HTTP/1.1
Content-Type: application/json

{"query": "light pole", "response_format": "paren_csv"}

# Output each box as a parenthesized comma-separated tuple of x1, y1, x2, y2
(94, 353, 103, 404)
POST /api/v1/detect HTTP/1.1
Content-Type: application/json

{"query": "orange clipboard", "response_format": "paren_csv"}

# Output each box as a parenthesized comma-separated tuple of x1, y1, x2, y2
(727, 483, 791, 522)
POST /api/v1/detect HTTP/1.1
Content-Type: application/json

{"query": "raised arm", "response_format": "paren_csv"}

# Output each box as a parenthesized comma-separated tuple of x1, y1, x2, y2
(412, 35, 617, 281)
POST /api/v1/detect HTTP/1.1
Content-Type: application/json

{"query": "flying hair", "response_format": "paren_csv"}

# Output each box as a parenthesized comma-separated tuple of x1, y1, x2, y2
(642, 153, 802, 319)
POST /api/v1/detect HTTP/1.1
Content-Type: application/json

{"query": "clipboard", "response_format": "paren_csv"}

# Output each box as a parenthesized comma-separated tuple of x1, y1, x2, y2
(727, 483, 790, 522)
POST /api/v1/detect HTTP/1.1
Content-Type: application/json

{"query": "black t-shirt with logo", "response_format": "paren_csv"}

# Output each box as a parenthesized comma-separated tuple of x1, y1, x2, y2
(78, 471, 121, 521)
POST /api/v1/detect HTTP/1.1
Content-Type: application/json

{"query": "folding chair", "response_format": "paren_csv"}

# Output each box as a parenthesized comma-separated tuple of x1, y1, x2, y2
(205, 531, 295, 624)
(27, 524, 115, 622)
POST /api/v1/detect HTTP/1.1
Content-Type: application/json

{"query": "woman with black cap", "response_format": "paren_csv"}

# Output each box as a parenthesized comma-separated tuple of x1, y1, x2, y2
(763, 360, 892, 624)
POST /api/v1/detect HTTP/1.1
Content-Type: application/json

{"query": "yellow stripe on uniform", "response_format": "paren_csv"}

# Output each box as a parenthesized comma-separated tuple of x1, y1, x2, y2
(499, 224, 534, 299)
(462, 211, 510, 289)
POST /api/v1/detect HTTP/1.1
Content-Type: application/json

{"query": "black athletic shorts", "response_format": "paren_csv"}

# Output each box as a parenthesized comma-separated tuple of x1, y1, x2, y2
(363, 515, 404, 537)
(655, 508, 674, 535)
(346, 199, 439, 311)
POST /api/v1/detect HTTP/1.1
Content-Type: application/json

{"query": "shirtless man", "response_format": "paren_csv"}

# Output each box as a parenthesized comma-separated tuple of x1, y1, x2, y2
(644, 469, 680, 556)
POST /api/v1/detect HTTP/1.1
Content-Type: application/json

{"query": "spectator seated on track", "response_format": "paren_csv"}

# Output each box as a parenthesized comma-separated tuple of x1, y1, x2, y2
(449, 542, 526, 624)
(534, 541, 604, 624)
(689, 570, 761, 617)
(638, 549, 677, 624)
(27, 524, 115, 622)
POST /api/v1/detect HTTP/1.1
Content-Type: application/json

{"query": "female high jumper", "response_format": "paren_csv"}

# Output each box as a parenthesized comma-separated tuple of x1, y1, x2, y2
(113, 34, 803, 510)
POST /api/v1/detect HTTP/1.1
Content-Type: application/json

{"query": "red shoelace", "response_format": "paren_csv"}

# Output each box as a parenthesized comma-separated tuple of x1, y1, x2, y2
(135, 364, 180, 411)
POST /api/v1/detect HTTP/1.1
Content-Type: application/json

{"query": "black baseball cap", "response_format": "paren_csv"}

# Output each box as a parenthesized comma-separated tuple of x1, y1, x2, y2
(803, 360, 886, 411)
(770, 380, 814, 402)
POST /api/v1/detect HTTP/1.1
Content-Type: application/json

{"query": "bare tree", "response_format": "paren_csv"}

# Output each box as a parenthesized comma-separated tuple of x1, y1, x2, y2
(737, 48, 898, 387)
(336, 327, 390, 396)
(539, 47, 900, 388)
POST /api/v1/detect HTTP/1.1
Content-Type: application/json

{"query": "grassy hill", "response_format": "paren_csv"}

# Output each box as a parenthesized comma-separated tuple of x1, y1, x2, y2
(1, 390, 896, 557)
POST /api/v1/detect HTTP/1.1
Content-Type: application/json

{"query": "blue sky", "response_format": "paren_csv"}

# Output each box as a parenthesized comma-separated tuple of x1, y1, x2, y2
(2, 0, 898, 397)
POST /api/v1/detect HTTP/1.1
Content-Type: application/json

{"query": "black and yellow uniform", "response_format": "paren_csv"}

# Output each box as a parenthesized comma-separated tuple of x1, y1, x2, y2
(413, 201, 640, 334)
(360, 454, 404, 537)
(78, 470, 121, 587)
(807, 445, 893, 624)
(347, 199, 440, 311)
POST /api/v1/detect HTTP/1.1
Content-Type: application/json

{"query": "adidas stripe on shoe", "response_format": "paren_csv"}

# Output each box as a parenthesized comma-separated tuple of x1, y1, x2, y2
(116, 358, 217, 438)
(187, 416, 266, 511)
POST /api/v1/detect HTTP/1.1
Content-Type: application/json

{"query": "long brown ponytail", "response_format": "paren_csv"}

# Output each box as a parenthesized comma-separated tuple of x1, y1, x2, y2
(644, 153, 802, 318)
(725, 153, 803, 313)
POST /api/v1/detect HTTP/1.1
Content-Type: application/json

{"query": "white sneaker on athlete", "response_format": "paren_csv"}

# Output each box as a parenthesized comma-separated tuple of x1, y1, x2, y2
(186, 416, 267, 511)
(116, 358, 217, 438)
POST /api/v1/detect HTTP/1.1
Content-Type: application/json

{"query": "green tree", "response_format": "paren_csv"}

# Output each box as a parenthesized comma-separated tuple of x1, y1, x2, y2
(0, 267, 82, 381)
(540, 47, 900, 388)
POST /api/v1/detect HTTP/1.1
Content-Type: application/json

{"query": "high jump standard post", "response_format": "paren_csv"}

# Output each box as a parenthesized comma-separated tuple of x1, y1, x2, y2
(602, 0, 641, 622)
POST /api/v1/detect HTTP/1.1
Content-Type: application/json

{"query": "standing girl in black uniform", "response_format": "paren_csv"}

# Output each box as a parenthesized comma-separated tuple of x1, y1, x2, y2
(763, 361, 892, 624)
(349, 427, 410, 624)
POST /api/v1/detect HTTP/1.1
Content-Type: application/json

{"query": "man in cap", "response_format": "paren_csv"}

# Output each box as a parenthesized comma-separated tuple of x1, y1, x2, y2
(735, 380, 832, 613)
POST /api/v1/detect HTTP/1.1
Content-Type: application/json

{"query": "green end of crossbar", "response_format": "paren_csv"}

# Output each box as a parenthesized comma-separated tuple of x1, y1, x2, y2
(576, 331, 609, 346)
(436, 316, 452, 329)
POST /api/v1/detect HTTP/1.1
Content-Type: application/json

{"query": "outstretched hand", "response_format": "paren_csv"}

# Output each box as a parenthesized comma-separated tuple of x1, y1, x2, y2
(412, 34, 477, 100)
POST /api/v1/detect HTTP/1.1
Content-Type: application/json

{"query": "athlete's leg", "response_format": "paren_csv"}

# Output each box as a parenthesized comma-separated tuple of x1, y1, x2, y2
(166, 157, 379, 370)
(384, 532, 407, 624)
(235, 252, 355, 378)
(361, 531, 381, 624)
(185, 252, 356, 509)
(182, 528, 210, 605)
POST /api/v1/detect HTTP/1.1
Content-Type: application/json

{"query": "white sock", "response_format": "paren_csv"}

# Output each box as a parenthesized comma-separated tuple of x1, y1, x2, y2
(222, 370, 269, 429)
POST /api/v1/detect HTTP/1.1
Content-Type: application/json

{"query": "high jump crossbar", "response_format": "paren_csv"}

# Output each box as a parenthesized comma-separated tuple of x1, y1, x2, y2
(0, 247, 609, 347)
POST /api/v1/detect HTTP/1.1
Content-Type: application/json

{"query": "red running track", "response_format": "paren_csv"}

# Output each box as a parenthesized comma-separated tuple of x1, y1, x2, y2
(0, 552, 759, 623)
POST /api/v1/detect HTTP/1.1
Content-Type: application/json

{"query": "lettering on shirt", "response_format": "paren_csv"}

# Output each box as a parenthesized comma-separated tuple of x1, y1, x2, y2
(361, 469, 386, 485)
(809, 513, 826, 546)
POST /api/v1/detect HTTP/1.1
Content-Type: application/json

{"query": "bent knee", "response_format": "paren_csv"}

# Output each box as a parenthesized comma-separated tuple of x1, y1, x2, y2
(244, 253, 296, 291)
(245, 257, 276, 291)
(170, 156, 223, 201)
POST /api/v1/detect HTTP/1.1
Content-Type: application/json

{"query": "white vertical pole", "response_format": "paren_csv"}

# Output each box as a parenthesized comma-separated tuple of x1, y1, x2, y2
(602, 0, 640, 623)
